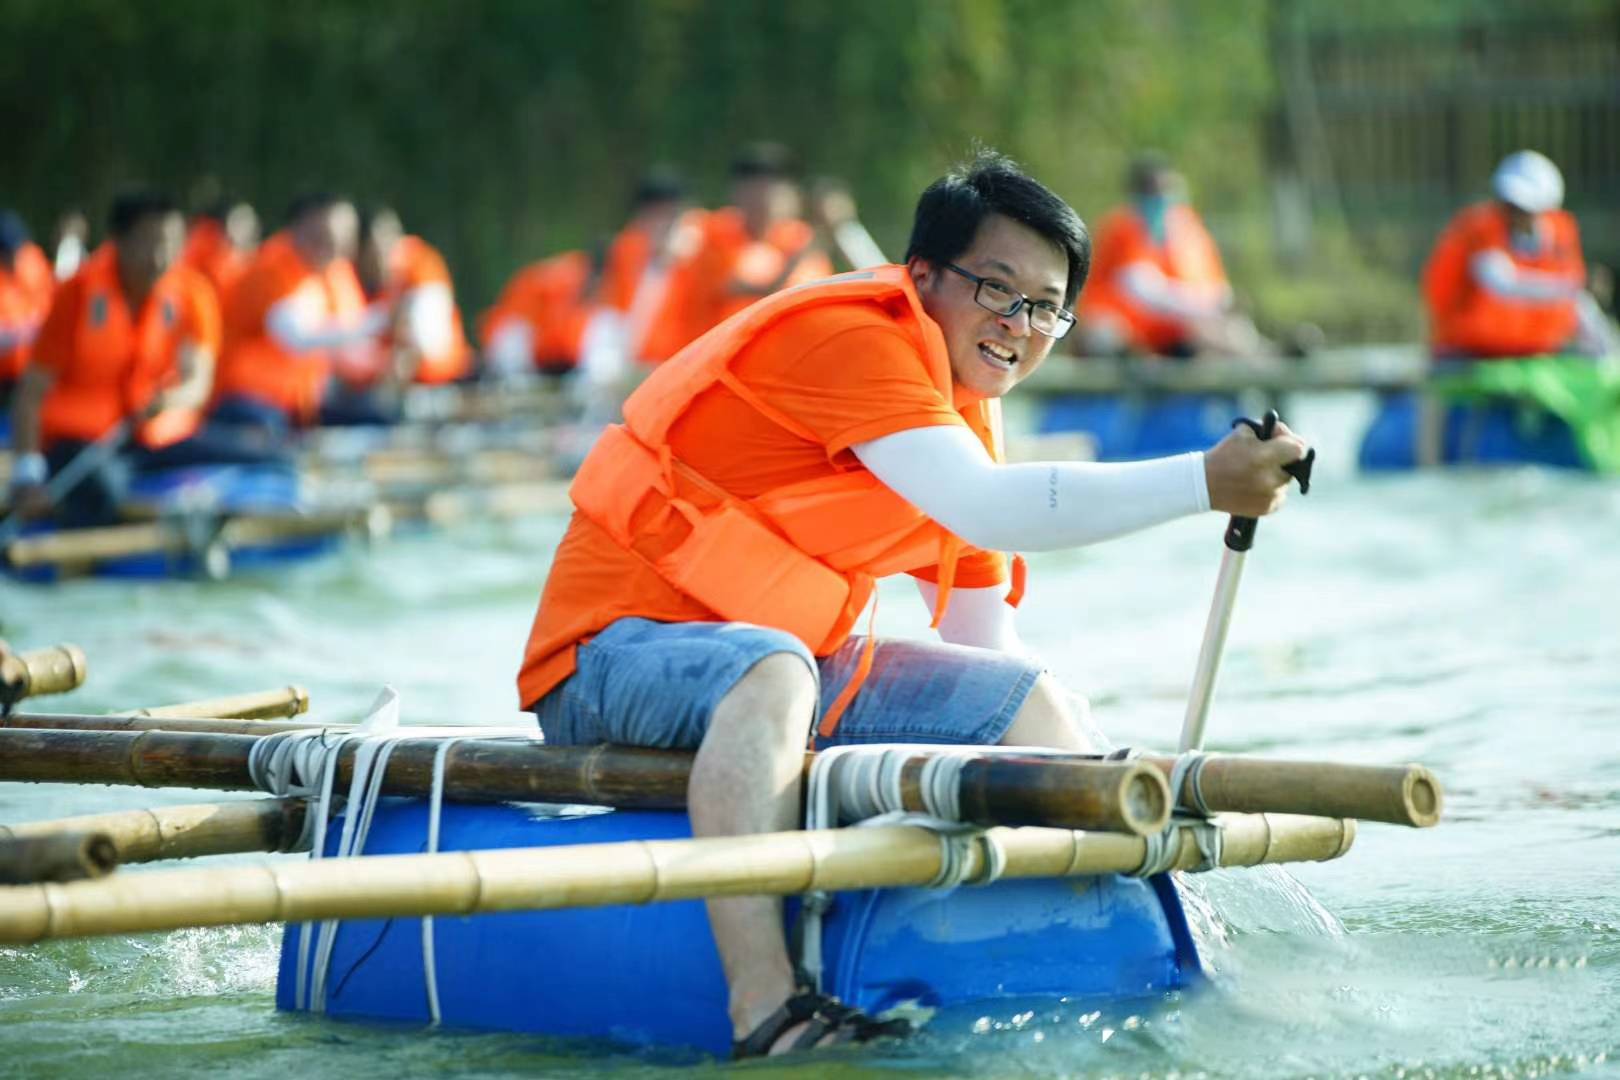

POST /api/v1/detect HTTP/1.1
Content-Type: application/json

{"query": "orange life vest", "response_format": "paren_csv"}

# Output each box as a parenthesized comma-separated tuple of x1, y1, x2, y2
(215, 234, 368, 424)
(345, 235, 472, 387)
(478, 250, 600, 370)
(1423, 201, 1584, 359)
(34, 246, 217, 450)
(686, 210, 835, 339)
(179, 218, 250, 309)
(520, 265, 1025, 735)
(1077, 204, 1228, 355)
(1, 242, 54, 382)
(598, 211, 707, 365)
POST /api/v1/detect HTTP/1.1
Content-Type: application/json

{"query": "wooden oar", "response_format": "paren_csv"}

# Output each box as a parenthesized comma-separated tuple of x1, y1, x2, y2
(119, 685, 311, 721)
(0, 798, 307, 865)
(1179, 410, 1315, 752)
(0, 644, 87, 708)
(0, 812, 1356, 945)
(0, 727, 1442, 828)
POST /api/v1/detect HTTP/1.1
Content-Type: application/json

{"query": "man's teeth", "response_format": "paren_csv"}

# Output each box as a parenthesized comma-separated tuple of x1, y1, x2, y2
(980, 342, 1016, 365)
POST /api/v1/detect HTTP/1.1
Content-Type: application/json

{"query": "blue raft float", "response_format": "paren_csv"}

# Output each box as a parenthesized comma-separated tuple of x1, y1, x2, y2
(1038, 392, 1239, 461)
(1358, 357, 1619, 473)
(276, 799, 1201, 1055)
(1358, 392, 1589, 471)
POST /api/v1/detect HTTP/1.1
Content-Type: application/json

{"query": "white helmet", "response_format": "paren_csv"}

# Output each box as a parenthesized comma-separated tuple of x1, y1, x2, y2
(1492, 150, 1564, 213)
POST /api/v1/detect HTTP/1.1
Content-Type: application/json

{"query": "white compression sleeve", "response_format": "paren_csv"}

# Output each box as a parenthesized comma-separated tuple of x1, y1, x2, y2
(1470, 250, 1581, 303)
(852, 425, 1209, 552)
(915, 579, 1026, 654)
(1119, 262, 1228, 321)
(398, 283, 455, 358)
(267, 285, 389, 353)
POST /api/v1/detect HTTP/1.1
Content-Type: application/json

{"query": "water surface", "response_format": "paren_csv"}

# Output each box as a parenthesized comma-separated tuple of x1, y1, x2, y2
(2, 395, 1616, 1078)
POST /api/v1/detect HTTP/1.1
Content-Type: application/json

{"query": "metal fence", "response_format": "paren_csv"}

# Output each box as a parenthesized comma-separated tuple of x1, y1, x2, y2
(1276, 8, 1620, 274)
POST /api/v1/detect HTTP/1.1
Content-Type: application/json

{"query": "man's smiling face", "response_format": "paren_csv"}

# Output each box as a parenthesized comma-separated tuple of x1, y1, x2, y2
(910, 212, 1069, 400)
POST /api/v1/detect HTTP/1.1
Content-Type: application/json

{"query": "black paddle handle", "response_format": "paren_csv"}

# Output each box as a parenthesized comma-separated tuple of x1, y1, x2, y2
(1223, 409, 1315, 552)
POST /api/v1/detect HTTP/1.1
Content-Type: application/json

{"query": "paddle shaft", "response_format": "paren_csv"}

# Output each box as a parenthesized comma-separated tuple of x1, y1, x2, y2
(0, 419, 134, 545)
(1178, 410, 1314, 753)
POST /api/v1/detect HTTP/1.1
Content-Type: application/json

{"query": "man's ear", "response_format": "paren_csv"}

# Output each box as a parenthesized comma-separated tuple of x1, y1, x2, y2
(907, 256, 935, 292)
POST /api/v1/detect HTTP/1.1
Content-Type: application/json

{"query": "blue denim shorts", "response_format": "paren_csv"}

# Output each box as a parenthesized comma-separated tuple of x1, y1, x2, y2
(532, 617, 1041, 751)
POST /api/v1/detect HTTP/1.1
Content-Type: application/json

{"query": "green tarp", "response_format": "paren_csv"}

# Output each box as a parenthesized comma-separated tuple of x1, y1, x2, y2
(1432, 358, 1620, 473)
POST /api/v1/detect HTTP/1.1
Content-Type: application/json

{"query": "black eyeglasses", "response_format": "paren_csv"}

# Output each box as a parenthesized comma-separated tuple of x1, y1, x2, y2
(945, 264, 1075, 340)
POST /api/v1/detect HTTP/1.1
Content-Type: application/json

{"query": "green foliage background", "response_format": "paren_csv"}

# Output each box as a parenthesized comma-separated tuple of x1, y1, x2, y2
(2, 0, 1611, 339)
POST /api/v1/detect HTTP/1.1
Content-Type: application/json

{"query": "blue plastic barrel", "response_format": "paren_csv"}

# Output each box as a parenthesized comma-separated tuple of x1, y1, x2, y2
(1039, 394, 1235, 460)
(278, 799, 1202, 1055)
(1357, 392, 1587, 471)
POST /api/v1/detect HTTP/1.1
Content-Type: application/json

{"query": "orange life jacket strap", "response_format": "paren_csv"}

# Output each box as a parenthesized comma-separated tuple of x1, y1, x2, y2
(817, 593, 879, 740)
(716, 369, 824, 445)
(927, 534, 963, 629)
(1007, 554, 1028, 608)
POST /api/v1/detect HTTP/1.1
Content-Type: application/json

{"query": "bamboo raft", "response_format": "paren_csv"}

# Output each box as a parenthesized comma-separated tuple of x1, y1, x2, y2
(0, 657, 1444, 1055)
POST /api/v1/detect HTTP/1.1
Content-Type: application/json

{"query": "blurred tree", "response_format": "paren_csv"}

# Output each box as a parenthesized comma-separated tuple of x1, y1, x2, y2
(0, 0, 1277, 313)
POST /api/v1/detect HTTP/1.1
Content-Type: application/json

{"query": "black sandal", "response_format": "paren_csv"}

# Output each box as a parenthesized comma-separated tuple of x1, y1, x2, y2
(732, 986, 912, 1059)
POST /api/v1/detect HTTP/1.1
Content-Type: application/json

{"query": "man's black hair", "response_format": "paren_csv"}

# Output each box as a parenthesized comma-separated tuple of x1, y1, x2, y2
(631, 166, 687, 209)
(107, 190, 181, 239)
(284, 191, 349, 226)
(729, 142, 797, 181)
(1127, 151, 1173, 197)
(905, 149, 1091, 306)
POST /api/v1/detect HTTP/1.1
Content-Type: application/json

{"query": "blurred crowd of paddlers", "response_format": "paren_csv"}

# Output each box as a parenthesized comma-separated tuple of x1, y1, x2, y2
(2, 139, 1616, 537)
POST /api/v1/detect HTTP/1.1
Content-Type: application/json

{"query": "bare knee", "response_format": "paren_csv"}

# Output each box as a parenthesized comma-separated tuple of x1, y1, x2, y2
(999, 672, 1096, 752)
(705, 652, 817, 750)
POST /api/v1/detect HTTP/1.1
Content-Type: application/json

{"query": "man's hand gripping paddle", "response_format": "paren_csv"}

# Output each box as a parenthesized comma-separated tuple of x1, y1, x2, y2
(1177, 409, 1315, 753)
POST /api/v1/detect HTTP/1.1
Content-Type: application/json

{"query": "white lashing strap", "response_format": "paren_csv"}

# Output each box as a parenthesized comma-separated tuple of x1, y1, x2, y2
(797, 744, 1087, 992)
(245, 687, 542, 1022)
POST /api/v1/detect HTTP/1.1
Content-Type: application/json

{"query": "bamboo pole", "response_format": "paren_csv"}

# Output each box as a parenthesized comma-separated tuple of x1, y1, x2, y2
(120, 686, 311, 721)
(0, 813, 1355, 945)
(0, 713, 328, 736)
(0, 799, 308, 865)
(0, 731, 1155, 833)
(903, 755, 1171, 835)
(3, 508, 384, 570)
(1142, 755, 1443, 828)
(0, 832, 118, 885)
(0, 729, 1444, 829)
(420, 480, 573, 525)
(0, 644, 88, 706)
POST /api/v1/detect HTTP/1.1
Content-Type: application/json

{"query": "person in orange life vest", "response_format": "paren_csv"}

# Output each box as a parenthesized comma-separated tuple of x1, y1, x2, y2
(588, 168, 708, 370)
(518, 150, 1312, 1056)
(351, 206, 472, 388)
(211, 193, 386, 438)
(0, 211, 57, 412)
(1076, 153, 1262, 359)
(557, 173, 707, 462)
(179, 198, 260, 311)
(1423, 150, 1613, 360)
(479, 246, 605, 379)
(6, 191, 272, 528)
(680, 142, 835, 342)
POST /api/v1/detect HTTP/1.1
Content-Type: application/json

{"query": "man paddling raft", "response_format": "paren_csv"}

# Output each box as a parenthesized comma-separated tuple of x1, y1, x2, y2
(517, 150, 1311, 1057)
